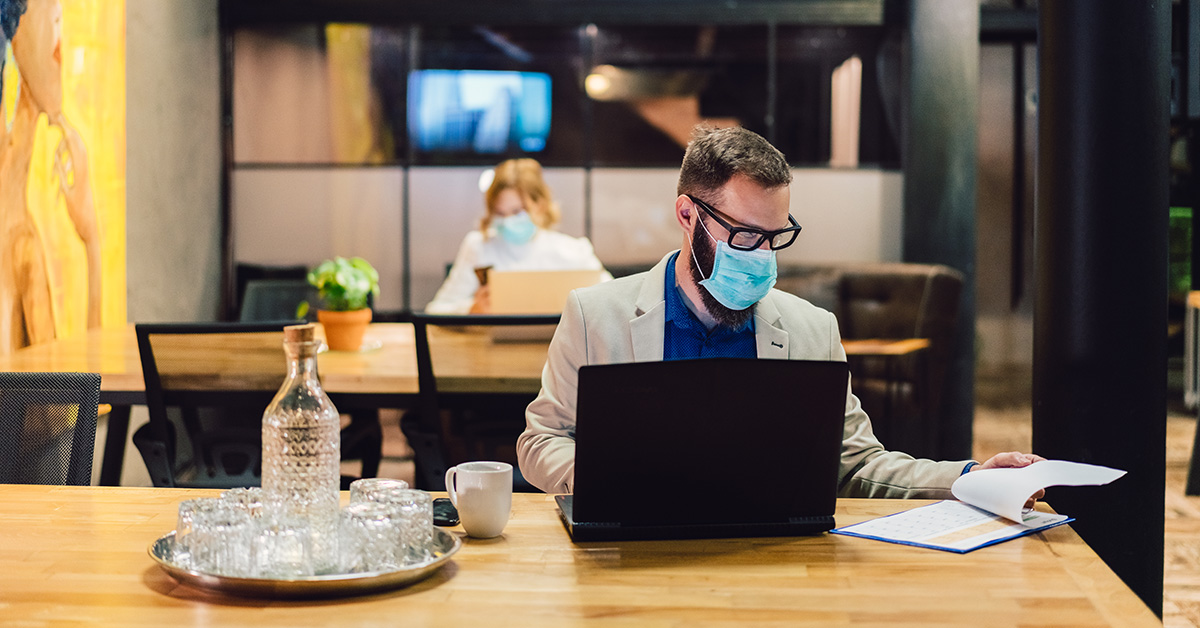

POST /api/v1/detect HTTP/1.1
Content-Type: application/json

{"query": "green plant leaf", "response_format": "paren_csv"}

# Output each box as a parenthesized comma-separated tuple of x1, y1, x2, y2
(307, 256, 381, 311)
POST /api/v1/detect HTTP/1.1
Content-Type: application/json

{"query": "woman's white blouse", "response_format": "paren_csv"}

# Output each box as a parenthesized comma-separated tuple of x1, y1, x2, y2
(425, 229, 611, 314)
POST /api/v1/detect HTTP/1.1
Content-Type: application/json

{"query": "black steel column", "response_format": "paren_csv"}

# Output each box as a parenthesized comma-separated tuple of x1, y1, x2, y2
(901, 0, 978, 460)
(1034, 1, 1168, 615)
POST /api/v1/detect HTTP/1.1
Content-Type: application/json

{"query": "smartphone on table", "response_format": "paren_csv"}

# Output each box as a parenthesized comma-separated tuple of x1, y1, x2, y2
(433, 497, 459, 526)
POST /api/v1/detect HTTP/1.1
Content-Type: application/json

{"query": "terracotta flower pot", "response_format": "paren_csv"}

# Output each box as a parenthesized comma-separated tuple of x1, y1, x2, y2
(317, 308, 372, 351)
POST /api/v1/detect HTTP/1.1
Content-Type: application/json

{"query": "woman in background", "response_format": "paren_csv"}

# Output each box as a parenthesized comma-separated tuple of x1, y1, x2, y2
(426, 158, 609, 314)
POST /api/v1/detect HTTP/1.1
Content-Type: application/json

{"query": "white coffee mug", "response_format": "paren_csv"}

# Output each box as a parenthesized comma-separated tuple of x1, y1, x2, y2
(444, 461, 513, 538)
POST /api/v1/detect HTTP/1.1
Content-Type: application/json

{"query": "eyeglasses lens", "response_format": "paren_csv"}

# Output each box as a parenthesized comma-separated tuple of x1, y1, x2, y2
(770, 230, 799, 250)
(730, 232, 764, 250)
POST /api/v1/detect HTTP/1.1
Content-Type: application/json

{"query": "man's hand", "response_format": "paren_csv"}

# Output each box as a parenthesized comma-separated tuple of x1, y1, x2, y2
(976, 451, 1046, 471)
(972, 451, 1048, 506)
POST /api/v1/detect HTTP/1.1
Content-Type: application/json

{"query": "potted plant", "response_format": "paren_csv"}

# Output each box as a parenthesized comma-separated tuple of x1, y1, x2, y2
(304, 256, 380, 351)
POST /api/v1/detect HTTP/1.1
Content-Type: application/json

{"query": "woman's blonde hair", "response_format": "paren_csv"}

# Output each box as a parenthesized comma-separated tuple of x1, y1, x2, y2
(480, 158, 561, 236)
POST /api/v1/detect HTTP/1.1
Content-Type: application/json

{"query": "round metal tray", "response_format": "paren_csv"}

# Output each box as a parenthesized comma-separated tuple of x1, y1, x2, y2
(149, 526, 461, 598)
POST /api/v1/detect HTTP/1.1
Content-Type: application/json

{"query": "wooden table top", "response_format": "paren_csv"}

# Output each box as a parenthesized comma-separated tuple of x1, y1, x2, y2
(842, 337, 930, 356)
(0, 485, 1158, 627)
(0, 323, 550, 397)
(0, 324, 927, 399)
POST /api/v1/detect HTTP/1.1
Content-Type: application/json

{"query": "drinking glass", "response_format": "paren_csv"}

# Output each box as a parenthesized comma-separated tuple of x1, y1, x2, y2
(370, 488, 433, 565)
(349, 478, 410, 504)
(220, 487, 267, 518)
(339, 501, 404, 574)
(174, 497, 223, 567)
(253, 512, 314, 578)
(189, 502, 255, 576)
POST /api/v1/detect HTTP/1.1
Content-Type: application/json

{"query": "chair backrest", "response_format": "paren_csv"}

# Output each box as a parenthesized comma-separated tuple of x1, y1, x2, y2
(838, 264, 963, 455)
(234, 263, 308, 318)
(239, 279, 319, 322)
(0, 372, 101, 486)
(776, 263, 964, 457)
(135, 322, 296, 488)
(405, 312, 560, 491)
(837, 263, 964, 344)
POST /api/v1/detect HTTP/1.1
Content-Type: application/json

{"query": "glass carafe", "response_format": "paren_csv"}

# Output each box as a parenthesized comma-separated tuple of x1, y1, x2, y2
(262, 324, 341, 573)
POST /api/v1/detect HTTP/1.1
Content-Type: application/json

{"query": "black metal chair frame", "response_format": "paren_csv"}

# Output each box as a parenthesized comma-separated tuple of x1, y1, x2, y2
(0, 372, 101, 486)
(135, 321, 384, 489)
(404, 312, 560, 491)
(135, 322, 295, 489)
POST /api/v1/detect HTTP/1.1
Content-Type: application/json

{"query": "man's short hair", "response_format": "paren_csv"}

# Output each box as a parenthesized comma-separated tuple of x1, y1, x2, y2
(677, 125, 792, 198)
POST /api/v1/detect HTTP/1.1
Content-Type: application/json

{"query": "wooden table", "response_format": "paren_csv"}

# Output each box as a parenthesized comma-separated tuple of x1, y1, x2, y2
(0, 323, 550, 485)
(0, 326, 923, 402)
(0, 484, 1159, 627)
(0, 327, 929, 486)
(842, 338, 930, 356)
(0, 322, 550, 399)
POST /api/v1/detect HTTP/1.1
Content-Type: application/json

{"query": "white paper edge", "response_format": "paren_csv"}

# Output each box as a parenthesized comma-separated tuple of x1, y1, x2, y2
(950, 460, 1126, 524)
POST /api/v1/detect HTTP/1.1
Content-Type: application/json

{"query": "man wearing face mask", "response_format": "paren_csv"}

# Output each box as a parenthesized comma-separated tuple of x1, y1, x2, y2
(517, 125, 1044, 497)
(426, 158, 611, 314)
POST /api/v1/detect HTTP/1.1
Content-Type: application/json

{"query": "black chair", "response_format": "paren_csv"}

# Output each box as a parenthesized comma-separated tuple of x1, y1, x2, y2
(133, 322, 292, 489)
(0, 372, 101, 486)
(133, 321, 384, 489)
(233, 263, 309, 320)
(239, 278, 319, 322)
(401, 312, 560, 491)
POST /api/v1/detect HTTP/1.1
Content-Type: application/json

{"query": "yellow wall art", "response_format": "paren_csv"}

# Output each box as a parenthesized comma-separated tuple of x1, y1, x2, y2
(1, 0, 125, 355)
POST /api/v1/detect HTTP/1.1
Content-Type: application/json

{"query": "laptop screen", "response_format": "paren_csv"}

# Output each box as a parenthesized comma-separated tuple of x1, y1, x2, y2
(572, 358, 848, 527)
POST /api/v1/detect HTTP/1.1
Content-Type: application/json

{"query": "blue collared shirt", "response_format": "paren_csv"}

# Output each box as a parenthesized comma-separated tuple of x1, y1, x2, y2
(662, 252, 757, 361)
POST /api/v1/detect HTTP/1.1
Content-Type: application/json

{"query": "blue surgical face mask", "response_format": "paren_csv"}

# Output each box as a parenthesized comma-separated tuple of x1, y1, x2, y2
(495, 211, 537, 245)
(691, 215, 778, 311)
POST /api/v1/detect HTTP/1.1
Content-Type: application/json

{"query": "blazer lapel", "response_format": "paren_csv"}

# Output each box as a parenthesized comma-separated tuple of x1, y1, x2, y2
(630, 306, 665, 362)
(754, 293, 789, 359)
(629, 253, 673, 362)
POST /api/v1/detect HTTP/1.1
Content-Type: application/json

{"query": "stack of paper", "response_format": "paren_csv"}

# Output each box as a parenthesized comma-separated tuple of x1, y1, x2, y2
(831, 460, 1126, 553)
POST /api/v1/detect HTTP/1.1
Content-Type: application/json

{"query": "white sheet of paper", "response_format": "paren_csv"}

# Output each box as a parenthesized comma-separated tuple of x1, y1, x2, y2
(951, 460, 1126, 524)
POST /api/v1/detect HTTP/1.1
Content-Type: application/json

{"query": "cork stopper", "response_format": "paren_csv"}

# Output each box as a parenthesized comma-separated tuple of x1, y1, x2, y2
(284, 323, 316, 343)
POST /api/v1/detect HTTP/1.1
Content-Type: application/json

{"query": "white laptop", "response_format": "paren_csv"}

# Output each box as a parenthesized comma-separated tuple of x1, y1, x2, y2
(486, 269, 606, 341)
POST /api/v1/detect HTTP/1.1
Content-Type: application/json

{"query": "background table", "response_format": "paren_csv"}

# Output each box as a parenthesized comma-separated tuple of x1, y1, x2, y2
(0, 484, 1159, 627)
(0, 324, 549, 485)
(0, 323, 549, 399)
(0, 327, 935, 486)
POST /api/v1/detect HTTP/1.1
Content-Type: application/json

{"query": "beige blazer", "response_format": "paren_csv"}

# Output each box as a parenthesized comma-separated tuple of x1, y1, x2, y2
(516, 252, 968, 497)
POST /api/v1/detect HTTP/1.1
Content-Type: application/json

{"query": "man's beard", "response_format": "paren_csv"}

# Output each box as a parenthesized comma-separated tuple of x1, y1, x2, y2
(688, 223, 754, 329)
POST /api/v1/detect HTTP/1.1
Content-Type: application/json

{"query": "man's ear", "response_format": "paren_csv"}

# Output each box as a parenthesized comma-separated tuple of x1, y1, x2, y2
(674, 195, 694, 232)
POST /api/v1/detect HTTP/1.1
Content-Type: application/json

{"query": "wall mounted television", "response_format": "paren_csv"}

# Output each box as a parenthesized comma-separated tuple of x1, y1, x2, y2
(407, 69, 552, 154)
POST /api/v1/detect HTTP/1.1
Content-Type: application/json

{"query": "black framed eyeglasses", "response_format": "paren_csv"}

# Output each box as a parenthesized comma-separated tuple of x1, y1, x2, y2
(686, 194, 802, 251)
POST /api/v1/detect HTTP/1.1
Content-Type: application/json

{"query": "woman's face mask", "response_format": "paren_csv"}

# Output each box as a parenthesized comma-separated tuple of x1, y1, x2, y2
(691, 214, 778, 311)
(495, 211, 538, 245)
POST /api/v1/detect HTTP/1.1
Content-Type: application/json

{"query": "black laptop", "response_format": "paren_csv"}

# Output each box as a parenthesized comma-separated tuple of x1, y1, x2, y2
(556, 357, 849, 542)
